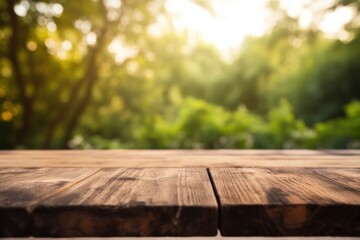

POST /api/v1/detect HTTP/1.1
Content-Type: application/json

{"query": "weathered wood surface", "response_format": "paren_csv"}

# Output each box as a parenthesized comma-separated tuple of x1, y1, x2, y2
(0, 168, 99, 237)
(1, 150, 360, 237)
(2, 237, 360, 240)
(209, 168, 360, 236)
(0, 168, 217, 237)
(0, 150, 359, 168)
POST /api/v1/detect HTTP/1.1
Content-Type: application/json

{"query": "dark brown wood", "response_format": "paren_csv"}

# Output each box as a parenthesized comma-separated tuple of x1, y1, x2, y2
(1, 150, 360, 237)
(209, 168, 360, 236)
(0, 150, 359, 168)
(32, 168, 217, 237)
(0, 168, 99, 237)
(0, 167, 217, 237)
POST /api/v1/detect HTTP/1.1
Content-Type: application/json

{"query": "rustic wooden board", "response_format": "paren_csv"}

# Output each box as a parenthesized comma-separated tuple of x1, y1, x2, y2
(2, 237, 360, 240)
(1, 168, 217, 237)
(0, 168, 99, 237)
(31, 168, 218, 237)
(209, 168, 360, 236)
(0, 150, 359, 168)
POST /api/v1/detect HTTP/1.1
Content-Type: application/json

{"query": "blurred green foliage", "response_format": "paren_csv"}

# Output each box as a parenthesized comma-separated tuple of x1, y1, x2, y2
(73, 98, 360, 149)
(0, 0, 359, 149)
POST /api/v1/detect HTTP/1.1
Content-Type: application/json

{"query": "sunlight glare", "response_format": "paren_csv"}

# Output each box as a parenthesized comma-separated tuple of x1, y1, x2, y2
(320, 6, 355, 38)
(46, 22, 57, 32)
(166, 0, 269, 56)
(75, 20, 92, 34)
(61, 41, 73, 51)
(104, 0, 122, 9)
(51, 3, 64, 17)
(86, 32, 97, 46)
(108, 40, 138, 64)
(165, 0, 355, 56)
(14, 1, 30, 17)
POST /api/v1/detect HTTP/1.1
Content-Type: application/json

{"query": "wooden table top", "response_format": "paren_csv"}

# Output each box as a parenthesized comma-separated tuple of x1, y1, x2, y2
(1, 149, 360, 168)
(1, 150, 360, 237)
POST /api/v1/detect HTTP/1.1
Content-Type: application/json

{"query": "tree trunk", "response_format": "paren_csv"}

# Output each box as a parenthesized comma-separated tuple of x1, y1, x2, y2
(6, 0, 33, 147)
(42, 70, 90, 148)
(48, 0, 110, 148)
(60, 64, 99, 148)
(60, 28, 108, 148)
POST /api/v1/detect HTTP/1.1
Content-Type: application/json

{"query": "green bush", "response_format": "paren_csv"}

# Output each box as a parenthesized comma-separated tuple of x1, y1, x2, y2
(71, 99, 360, 149)
(312, 101, 360, 149)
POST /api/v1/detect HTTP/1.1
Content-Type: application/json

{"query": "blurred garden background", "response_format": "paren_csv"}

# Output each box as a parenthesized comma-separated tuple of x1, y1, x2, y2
(0, 0, 360, 149)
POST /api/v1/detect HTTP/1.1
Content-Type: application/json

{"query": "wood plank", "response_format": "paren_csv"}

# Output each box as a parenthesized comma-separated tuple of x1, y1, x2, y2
(0, 168, 99, 237)
(32, 168, 218, 237)
(2, 237, 360, 240)
(0, 150, 359, 168)
(209, 168, 360, 236)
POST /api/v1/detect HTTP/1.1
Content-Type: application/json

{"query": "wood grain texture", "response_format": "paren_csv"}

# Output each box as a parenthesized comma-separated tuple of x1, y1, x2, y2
(209, 168, 360, 236)
(32, 168, 218, 237)
(0, 168, 99, 237)
(2, 150, 360, 237)
(0, 150, 359, 168)
(1, 168, 217, 237)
